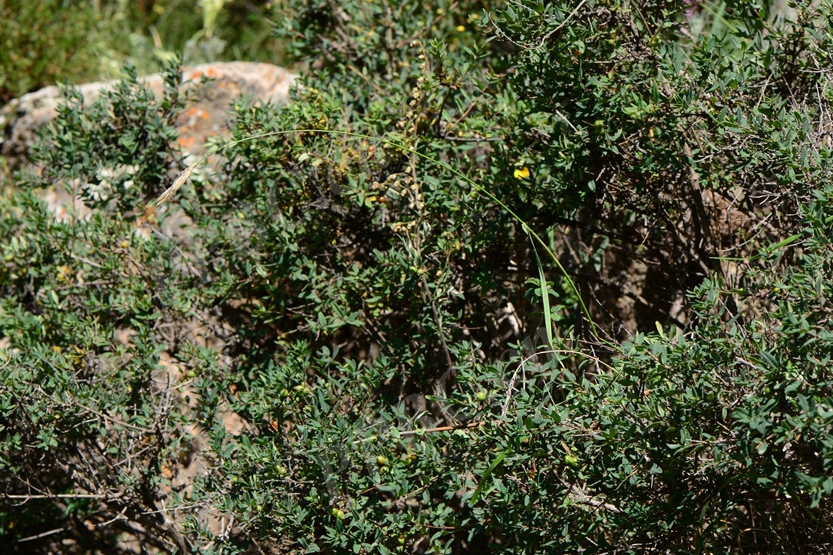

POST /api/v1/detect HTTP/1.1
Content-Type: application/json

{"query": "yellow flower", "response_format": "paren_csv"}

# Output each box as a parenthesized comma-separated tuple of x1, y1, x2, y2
(457, 25, 466, 32)
(514, 167, 530, 180)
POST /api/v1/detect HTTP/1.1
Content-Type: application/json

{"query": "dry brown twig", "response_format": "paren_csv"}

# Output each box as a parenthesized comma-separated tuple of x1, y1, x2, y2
(154, 163, 199, 206)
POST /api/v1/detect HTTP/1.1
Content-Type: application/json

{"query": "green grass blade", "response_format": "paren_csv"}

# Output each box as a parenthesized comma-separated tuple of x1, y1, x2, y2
(470, 450, 509, 505)
(531, 239, 555, 353)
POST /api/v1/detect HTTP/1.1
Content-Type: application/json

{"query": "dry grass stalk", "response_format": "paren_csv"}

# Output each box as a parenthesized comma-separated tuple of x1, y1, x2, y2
(154, 163, 199, 205)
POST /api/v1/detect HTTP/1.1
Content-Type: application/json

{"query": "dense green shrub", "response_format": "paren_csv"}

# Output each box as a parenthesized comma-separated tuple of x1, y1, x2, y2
(493, 0, 832, 337)
(0, 64, 200, 553)
(2, 0, 833, 553)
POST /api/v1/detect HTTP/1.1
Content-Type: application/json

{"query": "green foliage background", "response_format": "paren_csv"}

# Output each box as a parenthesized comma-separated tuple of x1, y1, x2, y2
(0, 0, 282, 104)
(2, 0, 833, 553)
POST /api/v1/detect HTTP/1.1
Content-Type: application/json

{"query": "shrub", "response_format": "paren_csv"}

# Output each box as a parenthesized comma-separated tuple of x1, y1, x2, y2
(0, 64, 199, 553)
(2, 0, 833, 553)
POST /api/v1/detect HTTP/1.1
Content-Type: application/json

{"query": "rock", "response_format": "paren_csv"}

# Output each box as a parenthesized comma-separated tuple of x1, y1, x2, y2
(1, 61, 295, 227)
(0, 62, 296, 165)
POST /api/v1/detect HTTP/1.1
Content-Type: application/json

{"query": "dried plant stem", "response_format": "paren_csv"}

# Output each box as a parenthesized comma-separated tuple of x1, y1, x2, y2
(154, 163, 198, 206)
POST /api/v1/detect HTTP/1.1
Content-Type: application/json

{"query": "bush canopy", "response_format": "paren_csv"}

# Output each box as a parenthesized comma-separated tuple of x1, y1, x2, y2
(2, 0, 833, 553)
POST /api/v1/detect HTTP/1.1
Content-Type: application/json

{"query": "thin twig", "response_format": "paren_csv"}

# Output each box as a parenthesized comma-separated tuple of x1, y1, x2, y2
(4, 493, 109, 499)
(93, 506, 129, 527)
(420, 275, 453, 369)
(501, 349, 612, 418)
(17, 528, 65, 543)
(398, 421, 480, 437)
(533, 0, 588, 50)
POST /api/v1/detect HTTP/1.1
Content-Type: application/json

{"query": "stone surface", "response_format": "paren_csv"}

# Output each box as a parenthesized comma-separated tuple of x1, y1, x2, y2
(0, 61, 296, 164)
